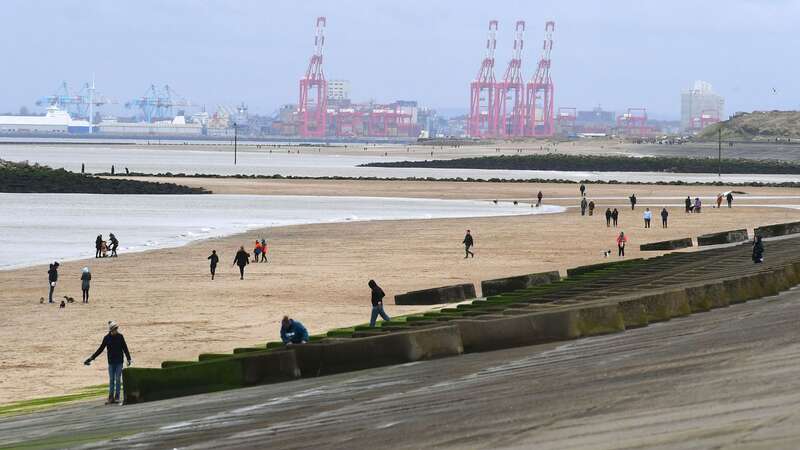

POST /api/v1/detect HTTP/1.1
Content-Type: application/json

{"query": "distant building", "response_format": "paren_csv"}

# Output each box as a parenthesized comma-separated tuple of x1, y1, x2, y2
(96, 115, 203, 136)
(576, 106, 615, 133)
(328, 80, 351, 101)
(681, 81, 724, 132)
(0, 106, 91, 134)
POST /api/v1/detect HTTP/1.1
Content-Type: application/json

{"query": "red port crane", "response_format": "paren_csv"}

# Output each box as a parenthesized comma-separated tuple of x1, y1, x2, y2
(493, 20, 526, 138)
(468, 20, 498, 138)
(526, 21, 555, 137)
(298, 17, 328, 138)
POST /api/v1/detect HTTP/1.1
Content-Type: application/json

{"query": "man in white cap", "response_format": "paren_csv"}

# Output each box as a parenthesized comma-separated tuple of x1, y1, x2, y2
(84, 321, 132, 404)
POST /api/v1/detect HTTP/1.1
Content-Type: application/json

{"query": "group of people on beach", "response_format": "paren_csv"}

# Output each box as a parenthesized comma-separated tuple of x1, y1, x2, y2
(205, 239, 269, 281)
(44, 261, 93, 307)
(577, 184, 738, 259)
(95, 233, 119, 258)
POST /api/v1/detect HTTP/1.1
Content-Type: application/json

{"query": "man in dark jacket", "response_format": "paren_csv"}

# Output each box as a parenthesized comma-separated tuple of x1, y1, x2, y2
(661, 208, 669, 228)
(368, 279, 391, 327)
(109, 233, 119, 257)
(84, 321, 132, 404)
(605, 208, 612, 227)
(280, 316, 309, 345)
(685, 196, 692, 213)
(629, 194, 637, 210)
(726, 192, 734, 208)
(753, 236, 764, 263)
(233, 246, 250, 280)
(536, 190, 543, 207)
(462, 230, 474, 258)
(95, 235, 103, 258)
(47, 262, 59, 303)
(579, 183, 586, 197)
(580, 198, 588, 216)
(611, 208, 619, 227)
(208, 250, 219, 280)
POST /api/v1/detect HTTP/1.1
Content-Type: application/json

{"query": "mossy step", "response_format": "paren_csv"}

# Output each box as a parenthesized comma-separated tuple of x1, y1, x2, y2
(326, 329, 355, 338)
(198, 353, 232, 361)
(352, 330, 390, 338)
(233, 347, 266, 354)
(161, 361, 196, 369)
(266, 341, 286, 349)
(406, 315, 433, 322)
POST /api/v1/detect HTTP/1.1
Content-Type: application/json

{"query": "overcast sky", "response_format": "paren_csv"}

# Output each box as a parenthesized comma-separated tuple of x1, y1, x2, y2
(1, 0, 797, 119)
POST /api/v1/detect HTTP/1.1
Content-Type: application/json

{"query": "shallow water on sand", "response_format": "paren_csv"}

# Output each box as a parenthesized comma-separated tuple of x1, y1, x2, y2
(0, 194, 562, 269)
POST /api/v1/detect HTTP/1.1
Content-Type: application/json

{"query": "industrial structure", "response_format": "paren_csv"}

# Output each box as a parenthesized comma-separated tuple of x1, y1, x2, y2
(494, 20, 526, 138)
(293, 17, 420, 139)
(467, 20, 557, 139)
(468, 20, 498, 138)
(681, 80, 724, 132)
(526, 21, 555, 137)
(36, 79, 113, 132)
(126, 85, 193, 123)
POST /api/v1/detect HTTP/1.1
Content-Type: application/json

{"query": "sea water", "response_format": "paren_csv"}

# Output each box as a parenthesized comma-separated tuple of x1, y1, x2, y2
(3, 144, 800, 184)
(0, 194, 562, 270)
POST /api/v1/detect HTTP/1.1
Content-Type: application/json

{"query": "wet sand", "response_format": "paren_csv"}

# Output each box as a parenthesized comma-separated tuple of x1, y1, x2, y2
(1, 180, 799, 404)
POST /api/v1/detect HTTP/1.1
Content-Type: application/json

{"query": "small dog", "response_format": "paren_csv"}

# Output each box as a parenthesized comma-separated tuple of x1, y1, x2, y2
(59, 300, 66, 308)
(603, 250, 612, 258)
(64, 296, 75, 304)
(39, 297, 45, 304)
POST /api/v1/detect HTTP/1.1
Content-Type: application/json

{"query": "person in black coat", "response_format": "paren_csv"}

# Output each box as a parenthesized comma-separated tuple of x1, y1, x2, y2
(685, 196, 692, 213)
(208, 250, 219, 280)
(661, 208, 669, 228)
(95, 235, 103, 258)
(726, 192, 734, 208)
(462, 230, 474, 258)
(580, 198, 588, 216)
(605, 208, 612, 227)
(47, 262, 59, 303)
(109, 233, 119, 257)
(233, 246, 250, 280)
(752, 236, 764, 263)
(368, 279, 391, 327)
(611, 208, 619, 227)
(84, 321, 132, 404)
(629, 194, 637, 210)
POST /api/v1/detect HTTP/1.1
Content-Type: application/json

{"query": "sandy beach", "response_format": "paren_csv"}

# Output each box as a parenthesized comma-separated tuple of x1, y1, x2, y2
(2, 180, 800, 404)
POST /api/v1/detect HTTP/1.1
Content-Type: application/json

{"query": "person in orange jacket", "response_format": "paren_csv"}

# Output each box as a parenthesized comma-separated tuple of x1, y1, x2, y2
(253, 240, 262, 263)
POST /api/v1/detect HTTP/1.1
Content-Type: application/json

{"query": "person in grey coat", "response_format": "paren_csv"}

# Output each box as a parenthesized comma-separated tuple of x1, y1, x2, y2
(81, 267, 92, 303)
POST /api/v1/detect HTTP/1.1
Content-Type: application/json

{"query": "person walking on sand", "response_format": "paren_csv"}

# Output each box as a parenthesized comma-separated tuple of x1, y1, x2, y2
(84, 321, 132, 405)
(629, 194, 637, 210)
(716, 193, 723, 209)
(605, 208, 612, 227)
(462, 230, 475, 258)
(47, 262, 59, 303)
(233, 246, 250, 280)
(588, 200, 596, 216)
(369, 279, 391, 327)
(685, 196, 693, 213)
(260, 239, 268, 262)
(752, 236, 764, 263)
(661, 208, 669, 228)
(536, 190, 543, 207)
(694, 197, 702, 213)
(208, 250, 219, 280)
(81, 267, 91, 303)
(579, 183, 586, 197)
(109, 233, 119, 257)
(95, 234, 103, 258)
(726, 192, 734, 208)
(253, 240, 262, 263)
(643, 208, 652, 228)
(280, 316, 309, 345)
(580, 197, 588, 216)
(611, 208, 619, 227)
(617, 232, 628, 257)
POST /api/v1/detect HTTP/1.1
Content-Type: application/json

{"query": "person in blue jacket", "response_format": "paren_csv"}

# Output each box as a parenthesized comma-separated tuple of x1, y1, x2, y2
(280, 316, 309, 345)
